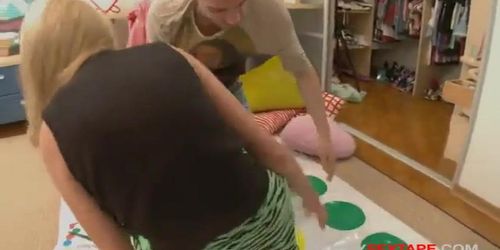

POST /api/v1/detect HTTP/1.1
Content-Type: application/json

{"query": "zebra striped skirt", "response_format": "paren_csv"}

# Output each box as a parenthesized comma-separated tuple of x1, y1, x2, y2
(131, 170, 298, 250)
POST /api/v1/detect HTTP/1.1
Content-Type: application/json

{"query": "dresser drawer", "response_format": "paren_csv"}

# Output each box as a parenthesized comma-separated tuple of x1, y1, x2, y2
(0, 93, 25, 124)
(0, 65, 20, 96)
(442, 79, 475, 109)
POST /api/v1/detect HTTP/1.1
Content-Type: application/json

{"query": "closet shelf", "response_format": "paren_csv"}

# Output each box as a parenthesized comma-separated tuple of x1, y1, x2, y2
(372, 39, 416, 50)
(337, 9, 371, 14)
(299, 32, 324, 39)
(345, 44, 370, 50)
(286, 3, 322, 9)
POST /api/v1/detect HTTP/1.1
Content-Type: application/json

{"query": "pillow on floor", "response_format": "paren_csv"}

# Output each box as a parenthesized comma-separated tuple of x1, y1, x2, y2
(240, 56, 305, 112)
(322, 92, 345, 117)
(254, 109, 302, 134)
(252, 93, 345, 135)
(280, 114, 355, 159)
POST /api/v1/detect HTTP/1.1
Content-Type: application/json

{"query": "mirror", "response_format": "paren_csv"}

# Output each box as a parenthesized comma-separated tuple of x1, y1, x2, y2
(332, 0, 488, 183)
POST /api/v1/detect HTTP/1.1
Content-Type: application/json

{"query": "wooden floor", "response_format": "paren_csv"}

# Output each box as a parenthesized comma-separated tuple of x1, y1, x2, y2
(336, 81, 457, 179)
(353, 136, 500, 246)
(1, 104, 499, 246)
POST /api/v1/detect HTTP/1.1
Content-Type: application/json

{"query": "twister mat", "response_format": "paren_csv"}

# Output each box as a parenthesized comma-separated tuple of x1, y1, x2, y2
(54, 154, 430, 250)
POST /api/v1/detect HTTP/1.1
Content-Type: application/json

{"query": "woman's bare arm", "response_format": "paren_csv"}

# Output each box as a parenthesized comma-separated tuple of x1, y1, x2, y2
(39, 122, 133, 250)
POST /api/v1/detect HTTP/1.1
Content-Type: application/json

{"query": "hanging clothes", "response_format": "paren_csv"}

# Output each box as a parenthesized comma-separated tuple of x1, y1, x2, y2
(407, 0, 423, 37)
(374, 0, 423, 42)
(427, 0, 470, 65)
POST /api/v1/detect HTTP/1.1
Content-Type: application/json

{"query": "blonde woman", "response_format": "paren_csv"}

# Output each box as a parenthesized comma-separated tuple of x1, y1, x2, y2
(20, 0, 326, 249)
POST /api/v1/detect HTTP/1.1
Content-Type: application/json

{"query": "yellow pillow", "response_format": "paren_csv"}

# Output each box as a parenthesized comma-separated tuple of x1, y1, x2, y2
(240, 56, 305, 112)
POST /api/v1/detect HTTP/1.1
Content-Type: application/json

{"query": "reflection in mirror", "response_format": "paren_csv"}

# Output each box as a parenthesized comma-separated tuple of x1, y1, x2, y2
(333, 0, 490, 183)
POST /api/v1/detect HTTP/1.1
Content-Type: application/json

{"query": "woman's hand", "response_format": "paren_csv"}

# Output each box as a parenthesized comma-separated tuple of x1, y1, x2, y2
(318, 136, 337, 181)
(287, 171, 327, 229)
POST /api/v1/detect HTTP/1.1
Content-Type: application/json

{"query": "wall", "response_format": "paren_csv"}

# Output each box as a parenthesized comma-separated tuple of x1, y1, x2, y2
(459, 0, 500, 208)
(82, 0, 137, 18)
(290, 9, 325, 76)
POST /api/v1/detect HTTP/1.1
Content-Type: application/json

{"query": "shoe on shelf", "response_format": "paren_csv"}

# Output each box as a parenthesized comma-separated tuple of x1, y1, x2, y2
(341, 29, 358, 44)
(354, 34, 369, 46)
(340, 29, 369, 48)
(341, 29, 355, 40)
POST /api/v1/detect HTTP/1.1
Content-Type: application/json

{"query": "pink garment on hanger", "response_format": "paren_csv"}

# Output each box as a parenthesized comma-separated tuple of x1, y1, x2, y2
(384, 1, 396, 25)
(127, 0, 150, 47)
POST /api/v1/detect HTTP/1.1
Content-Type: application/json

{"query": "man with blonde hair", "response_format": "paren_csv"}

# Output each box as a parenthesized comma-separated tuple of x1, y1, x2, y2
(147, 0, 337, 179)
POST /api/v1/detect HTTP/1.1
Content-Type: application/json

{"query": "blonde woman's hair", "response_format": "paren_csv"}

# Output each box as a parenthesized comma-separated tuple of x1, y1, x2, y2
(20, 0, 116, 146)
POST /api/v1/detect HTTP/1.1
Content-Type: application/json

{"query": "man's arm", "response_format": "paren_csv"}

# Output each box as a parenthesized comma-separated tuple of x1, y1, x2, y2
(294, 64, 336, 180)
(253, 0, 336, 179)
(175, 47, 327, 228)
(294, 65, 332, 144)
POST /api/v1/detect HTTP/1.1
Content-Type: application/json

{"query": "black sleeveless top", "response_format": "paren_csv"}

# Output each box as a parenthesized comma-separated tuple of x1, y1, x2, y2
(42, 43, 268, 249)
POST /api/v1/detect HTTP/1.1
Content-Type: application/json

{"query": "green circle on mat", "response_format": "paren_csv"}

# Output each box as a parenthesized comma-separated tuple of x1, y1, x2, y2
(325, 201, 366, 230)
(361, 232, 407, 250)
(308, 176, 327, 195)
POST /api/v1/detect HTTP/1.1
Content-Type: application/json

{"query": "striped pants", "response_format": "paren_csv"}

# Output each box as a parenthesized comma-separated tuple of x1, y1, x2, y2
(132, 171, 298, 250)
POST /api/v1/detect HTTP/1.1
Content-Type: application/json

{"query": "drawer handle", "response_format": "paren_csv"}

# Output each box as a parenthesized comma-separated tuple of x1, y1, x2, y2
(0, 74, 4, 80)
